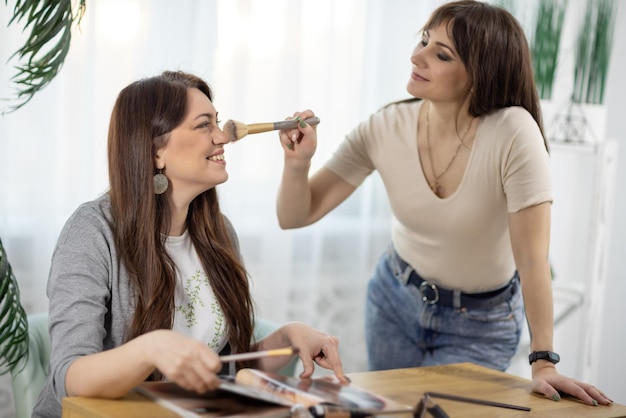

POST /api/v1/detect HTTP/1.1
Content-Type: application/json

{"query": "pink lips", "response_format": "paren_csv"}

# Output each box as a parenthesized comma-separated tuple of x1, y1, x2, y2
(411, 71, 428, 82)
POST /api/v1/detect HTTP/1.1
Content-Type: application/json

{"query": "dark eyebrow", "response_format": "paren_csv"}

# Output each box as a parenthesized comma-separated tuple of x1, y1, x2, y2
(194, 112, 217, 121)
(435, 41, 456, 55)
(423, 29, 457, 56)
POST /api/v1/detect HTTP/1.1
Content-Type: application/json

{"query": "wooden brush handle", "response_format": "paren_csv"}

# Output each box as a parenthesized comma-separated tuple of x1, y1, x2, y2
(247, 117, 320, 134)
(245, 122, 276, 134)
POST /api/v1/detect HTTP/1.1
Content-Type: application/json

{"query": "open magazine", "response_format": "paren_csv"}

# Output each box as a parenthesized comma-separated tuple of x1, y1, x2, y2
(135, 368, 412, 417)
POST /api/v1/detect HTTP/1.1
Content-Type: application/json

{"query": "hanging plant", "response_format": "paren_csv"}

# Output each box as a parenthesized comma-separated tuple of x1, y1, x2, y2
(572, 0, 616, 104)
(531, 0, 567, 100)
(3, 0, 86, 113)
(491, 0, 567, 100)
(0, 238, 29, 375)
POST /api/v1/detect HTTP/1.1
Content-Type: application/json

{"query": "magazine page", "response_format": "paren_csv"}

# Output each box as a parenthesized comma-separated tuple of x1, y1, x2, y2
(135, 370, 412, 416)
(135, 380, 291, 418)
(234, 369, 412, 413)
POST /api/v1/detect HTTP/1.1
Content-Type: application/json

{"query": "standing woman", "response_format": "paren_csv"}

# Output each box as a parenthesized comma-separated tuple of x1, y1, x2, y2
(34, 71, 346, 418)
(276, 0, 610, 406)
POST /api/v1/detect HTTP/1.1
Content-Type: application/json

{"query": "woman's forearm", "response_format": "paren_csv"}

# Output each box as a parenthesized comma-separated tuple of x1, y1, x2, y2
(65, 331, 160, 398)
(520, 269, 555, 354)
(276, 159, 313, 228)
(65, 329, 224, 398)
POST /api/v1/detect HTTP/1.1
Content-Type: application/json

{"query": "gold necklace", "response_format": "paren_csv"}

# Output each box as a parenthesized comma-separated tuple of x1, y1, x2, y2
(425, 107, 474, 195)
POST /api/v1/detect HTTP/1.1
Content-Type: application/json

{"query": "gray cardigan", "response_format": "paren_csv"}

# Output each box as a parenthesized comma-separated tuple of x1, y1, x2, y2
(33, 193, 240, 417)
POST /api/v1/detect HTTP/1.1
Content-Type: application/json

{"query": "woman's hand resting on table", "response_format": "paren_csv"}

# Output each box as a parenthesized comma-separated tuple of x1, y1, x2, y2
(532, 363, 613, 406)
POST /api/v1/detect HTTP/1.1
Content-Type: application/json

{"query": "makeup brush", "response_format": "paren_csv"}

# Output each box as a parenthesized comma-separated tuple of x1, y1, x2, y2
(220, 346, 299, 363)
(224, 116, 320, 143)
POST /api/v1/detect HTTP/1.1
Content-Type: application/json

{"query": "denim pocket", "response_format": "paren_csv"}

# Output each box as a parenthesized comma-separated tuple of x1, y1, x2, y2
(457, 293, 523, 348)
(460, 289, 522, 323)
(462, 303, 509, 322)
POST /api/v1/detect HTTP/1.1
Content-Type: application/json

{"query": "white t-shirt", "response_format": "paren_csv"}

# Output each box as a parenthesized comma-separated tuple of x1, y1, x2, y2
(165, 230, 228, 352)
(325, 100, 552, 292)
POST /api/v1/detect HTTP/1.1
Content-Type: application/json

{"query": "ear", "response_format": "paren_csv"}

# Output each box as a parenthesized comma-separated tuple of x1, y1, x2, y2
(155, 147, 166, 170)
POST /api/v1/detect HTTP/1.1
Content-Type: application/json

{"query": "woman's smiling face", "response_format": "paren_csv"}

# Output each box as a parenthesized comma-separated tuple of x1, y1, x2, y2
(155, 87, 230, 200)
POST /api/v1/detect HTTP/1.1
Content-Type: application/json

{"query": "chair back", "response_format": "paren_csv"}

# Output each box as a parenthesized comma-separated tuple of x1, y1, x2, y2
(10, 312, 50, 418)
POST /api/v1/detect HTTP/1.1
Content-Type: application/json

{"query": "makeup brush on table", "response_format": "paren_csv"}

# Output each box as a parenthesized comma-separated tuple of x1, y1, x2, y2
(224, 116, 320, 143)
(220, 346, 299, 363)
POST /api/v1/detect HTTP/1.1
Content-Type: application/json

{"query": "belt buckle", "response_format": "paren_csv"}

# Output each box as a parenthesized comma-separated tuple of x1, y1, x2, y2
(419, 281, 439, 304)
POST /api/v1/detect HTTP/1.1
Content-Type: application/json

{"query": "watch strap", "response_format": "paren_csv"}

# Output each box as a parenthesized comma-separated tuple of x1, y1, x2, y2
(529, 351, 560, 365)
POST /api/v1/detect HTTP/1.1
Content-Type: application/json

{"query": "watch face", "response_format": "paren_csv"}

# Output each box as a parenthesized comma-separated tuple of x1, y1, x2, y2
(547, 352, 560, 363)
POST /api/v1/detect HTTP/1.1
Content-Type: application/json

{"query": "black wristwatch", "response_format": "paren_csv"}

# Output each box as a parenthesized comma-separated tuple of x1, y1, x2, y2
(529, 351, 560, 365)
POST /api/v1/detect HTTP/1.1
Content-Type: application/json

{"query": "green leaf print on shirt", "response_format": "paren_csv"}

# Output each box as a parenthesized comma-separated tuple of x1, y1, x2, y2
(176, 270, 226, 349)
(209, 302, 226, 350)
(177, 270, 206, 328)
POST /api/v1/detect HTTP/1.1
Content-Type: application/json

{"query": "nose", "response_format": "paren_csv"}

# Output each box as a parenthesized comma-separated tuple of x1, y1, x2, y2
(410, 45, 426, 67)
(213, 126, 230, 145)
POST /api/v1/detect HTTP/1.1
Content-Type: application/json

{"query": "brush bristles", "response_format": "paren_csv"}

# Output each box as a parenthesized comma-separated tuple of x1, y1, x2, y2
(223, 119, 249, 142)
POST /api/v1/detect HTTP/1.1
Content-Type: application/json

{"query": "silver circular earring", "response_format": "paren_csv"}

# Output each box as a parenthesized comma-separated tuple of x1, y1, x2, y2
(153, 169, 169, 195)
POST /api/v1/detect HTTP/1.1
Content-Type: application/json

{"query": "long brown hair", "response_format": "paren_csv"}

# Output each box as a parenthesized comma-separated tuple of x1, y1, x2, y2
(423, 0, 548, 150)
(107, 71, 254, 378)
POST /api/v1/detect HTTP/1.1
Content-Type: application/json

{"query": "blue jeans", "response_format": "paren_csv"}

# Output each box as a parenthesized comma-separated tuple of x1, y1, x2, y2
(365, 246, 524, 371)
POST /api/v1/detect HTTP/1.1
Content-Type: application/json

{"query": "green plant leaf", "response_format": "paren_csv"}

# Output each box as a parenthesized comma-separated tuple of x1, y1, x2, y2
(493, 0, 568, 101)
(3, 0, 86, 114)
(531, 0, 567, 100)
(573, 0, 617, 104)
(0, 238, 29, 376)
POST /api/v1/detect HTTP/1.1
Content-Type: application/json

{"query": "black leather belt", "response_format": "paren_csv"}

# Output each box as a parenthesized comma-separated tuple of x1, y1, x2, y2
(391, 248, 518, 309)
(407, 272, 518, 310)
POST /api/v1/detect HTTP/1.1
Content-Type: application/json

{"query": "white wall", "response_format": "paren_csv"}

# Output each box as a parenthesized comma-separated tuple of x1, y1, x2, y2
(597, 1, 626, 404)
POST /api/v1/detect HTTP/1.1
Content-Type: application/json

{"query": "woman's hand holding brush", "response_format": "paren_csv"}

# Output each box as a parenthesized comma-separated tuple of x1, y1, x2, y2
(275, 111, 320, 229)
(277, 111, 319, 162)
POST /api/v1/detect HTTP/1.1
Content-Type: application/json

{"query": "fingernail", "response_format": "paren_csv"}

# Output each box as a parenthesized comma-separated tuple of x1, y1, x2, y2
(287, 142, 293, 150)
(295, 116, 302, 123)
(299, 120, 307, 128)
(552, 394, 561, 402)
(592, 400, 598, 406)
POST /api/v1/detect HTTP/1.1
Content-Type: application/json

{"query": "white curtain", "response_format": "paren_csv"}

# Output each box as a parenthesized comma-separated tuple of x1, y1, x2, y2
(0, 0, 436, 378)
(214, 0, 434, 373)
(0, 0, 220, 312)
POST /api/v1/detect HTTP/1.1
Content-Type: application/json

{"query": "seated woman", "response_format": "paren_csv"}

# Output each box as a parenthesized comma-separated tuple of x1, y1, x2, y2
(33, 70, 347, 418)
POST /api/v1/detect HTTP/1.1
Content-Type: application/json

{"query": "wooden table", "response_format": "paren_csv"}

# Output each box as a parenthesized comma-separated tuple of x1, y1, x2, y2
(62, 362, 626, 417)
(348, 363, 626, 417)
